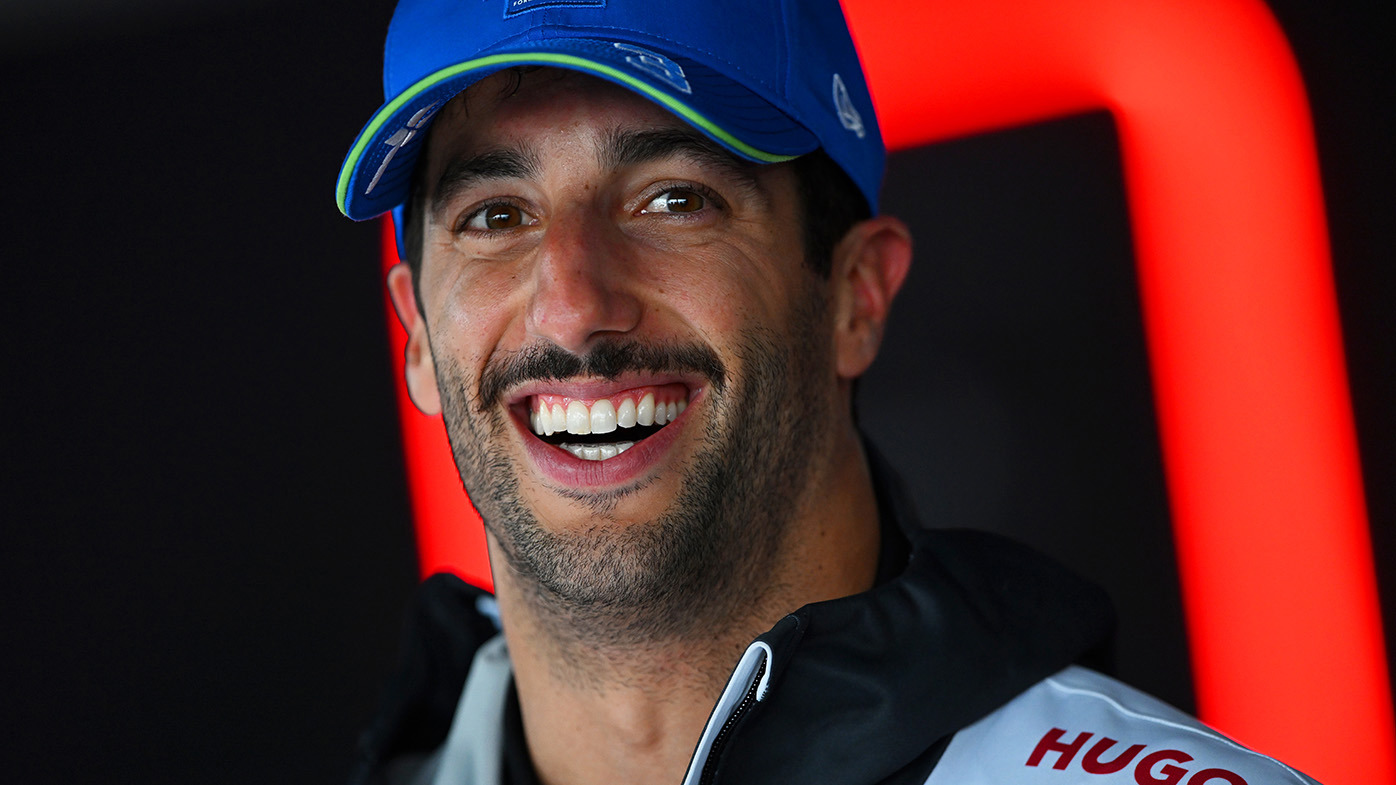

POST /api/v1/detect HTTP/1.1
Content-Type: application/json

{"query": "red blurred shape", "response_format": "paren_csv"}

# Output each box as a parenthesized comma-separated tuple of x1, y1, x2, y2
(840, 0, 1392, 780)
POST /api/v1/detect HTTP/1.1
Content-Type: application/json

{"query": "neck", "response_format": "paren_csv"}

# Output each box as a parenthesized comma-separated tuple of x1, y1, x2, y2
(489, 424, 880, 785)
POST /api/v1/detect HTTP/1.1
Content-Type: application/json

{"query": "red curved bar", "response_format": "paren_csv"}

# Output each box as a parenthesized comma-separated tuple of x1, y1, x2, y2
(380, 0, 1394, 780)
(840, 0, 1392, 780)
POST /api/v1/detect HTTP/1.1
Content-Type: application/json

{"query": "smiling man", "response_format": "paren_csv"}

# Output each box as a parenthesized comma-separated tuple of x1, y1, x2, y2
(336, 2, 1320, 784)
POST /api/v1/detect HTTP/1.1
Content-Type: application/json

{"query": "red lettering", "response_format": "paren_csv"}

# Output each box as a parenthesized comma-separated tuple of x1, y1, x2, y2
(1026, 728, 1094, 770)
(1188, 769, 1249, 785)
(1025, 730, 1248, 785)
(1135, 749, 1195, 785)
(1083, 737, 1147, 774)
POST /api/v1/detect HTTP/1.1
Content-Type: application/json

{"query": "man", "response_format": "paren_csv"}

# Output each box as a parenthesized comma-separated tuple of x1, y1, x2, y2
(336, 1, 1320, 783)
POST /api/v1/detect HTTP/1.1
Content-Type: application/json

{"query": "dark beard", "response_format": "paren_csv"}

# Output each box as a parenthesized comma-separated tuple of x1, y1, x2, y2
(434, 291, 832, 648)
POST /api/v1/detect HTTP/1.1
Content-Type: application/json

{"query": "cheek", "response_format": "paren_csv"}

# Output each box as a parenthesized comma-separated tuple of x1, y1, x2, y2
(650, 238, 803, 336)
(425, 259, 531, 370)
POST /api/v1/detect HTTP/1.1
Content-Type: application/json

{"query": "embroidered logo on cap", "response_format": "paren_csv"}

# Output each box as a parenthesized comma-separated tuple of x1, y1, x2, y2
(614, 42, 692, 94)
(505, 0, 605, 18)
(365, 101, 442, 196)
(832, 74, 865, 139)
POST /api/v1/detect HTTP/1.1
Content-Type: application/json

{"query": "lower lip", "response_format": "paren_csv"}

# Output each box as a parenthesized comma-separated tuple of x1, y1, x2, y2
(514, 395, 698, 489)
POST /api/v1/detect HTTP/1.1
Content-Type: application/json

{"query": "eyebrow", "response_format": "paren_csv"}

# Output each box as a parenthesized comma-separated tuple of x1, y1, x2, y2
(430, 147, 541, 220)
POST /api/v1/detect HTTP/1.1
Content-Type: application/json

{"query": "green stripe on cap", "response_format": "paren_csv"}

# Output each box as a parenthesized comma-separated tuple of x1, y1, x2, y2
(336, 52, 799, 217)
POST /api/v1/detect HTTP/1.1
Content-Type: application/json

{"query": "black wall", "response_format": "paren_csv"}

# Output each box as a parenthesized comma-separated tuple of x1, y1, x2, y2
(2, 1, 1390, 782)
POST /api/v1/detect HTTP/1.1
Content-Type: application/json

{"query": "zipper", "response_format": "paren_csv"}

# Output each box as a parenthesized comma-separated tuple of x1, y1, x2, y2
(697, 659, 767, 785)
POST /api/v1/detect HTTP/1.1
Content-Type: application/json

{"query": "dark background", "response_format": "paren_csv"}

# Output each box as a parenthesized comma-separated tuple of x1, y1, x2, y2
(1, 1, 1390, 782)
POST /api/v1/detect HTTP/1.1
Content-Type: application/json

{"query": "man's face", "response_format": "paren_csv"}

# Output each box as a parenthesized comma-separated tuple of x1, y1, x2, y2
(399, 69, 848, 636)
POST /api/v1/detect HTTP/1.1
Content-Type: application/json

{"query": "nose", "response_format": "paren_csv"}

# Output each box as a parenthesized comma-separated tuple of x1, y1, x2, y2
(524, 211, 643, 354)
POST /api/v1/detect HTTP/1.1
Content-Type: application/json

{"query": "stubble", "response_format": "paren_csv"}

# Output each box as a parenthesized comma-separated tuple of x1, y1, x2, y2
(433, 285, 834, 658)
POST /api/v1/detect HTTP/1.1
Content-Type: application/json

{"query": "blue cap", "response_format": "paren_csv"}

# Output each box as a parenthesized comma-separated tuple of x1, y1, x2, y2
(335, 0, 884, 236)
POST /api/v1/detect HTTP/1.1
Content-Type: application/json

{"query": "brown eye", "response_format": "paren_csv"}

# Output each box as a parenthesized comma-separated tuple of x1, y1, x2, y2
(465, 204, 532, 231)
(643, 189, 706, 214)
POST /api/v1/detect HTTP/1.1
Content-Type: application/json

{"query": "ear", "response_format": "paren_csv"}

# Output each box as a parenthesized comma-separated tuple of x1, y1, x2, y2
(831, 216, 913, 380)
(386, 263, 442, 416)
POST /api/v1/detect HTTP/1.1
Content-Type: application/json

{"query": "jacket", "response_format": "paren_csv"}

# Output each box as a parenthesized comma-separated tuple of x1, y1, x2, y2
(348, 449, 1319, 785)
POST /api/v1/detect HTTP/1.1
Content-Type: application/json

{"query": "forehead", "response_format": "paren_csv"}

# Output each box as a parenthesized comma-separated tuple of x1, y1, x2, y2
(417, 68, 778, 198)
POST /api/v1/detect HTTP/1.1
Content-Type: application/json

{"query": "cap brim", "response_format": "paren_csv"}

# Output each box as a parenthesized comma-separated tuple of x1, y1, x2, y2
(337, 39, 818, 221)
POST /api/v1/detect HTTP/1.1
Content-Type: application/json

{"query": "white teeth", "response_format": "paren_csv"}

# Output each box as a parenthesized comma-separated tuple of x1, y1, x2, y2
(617, 398, 637, 428)
(532, 391, 689, 441)
(532, 405, 556, 436)
(562, 441, 635, 460)
(590, 399, 617, 434)
(566, 400, 590, 435)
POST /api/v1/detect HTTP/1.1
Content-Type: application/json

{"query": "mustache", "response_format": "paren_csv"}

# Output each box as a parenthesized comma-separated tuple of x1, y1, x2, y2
(477, 340, 727, 410)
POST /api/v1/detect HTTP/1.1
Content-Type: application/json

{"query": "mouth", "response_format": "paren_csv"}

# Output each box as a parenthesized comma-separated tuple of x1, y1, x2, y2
(516, 382, 692, 462)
